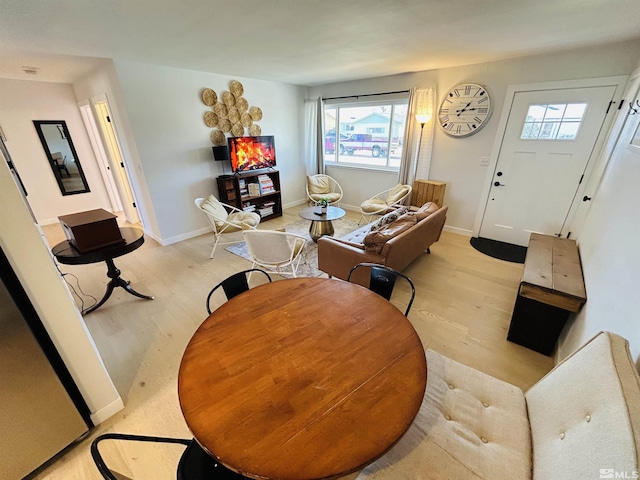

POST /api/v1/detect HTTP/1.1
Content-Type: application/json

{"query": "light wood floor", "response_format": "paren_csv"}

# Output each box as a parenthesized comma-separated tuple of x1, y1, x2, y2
(32, 206, 553, 480)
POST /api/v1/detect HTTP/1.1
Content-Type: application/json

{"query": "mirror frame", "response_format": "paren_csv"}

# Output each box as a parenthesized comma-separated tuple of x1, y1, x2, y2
(33, 120, 91, 196)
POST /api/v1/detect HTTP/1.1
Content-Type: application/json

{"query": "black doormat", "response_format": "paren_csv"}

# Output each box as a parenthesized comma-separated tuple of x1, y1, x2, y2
(470, 237, 527, 264)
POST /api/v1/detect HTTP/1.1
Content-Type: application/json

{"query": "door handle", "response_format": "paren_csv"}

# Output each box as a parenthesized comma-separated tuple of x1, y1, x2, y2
(494, 181, 505, 187)
(583, 195, 592, 202)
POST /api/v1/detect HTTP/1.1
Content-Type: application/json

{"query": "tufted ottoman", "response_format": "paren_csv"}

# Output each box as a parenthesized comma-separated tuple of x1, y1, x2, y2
(356, 331, 640, 479)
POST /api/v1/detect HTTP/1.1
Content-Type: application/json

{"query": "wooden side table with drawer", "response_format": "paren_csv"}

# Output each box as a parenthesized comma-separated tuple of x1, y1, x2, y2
(507, 233, 587, 356)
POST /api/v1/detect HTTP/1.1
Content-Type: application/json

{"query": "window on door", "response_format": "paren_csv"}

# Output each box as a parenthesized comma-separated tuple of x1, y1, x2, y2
(520, 103, 587, 140)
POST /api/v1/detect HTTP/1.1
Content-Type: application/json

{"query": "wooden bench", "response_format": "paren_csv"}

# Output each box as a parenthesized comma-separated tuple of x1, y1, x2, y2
(507, 233, 587, 355)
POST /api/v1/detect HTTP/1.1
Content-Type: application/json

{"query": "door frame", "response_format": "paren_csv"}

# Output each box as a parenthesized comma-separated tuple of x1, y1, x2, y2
(473, 76, 628, 240)
(91, 93, 141, 225)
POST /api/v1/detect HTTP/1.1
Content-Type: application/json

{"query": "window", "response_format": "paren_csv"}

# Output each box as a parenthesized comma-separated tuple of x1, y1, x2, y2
(323, 96, 409, 170)
(520, 103, 587, 140)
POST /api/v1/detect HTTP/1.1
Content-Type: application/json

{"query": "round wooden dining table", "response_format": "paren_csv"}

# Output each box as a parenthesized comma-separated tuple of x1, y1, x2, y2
(178, 277, 427, 480)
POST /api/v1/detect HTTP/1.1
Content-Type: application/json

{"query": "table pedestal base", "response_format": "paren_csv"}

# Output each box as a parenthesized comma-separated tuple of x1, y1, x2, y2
(84, 259, 154, 315)
(309, 220, 334, 243)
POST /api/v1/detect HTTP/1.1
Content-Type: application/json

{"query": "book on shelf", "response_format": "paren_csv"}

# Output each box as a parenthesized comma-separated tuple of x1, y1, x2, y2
(247, 183, 260, 197)
(258, 206, 274, 217)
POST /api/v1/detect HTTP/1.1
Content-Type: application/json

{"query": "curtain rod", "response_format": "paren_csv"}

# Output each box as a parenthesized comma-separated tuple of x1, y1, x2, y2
(322, 89, 410, 101)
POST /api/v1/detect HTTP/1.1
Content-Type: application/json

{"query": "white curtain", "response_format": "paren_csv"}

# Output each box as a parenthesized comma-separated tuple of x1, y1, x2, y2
(399, 87, 435, 185)
(303, 97, 325, 175)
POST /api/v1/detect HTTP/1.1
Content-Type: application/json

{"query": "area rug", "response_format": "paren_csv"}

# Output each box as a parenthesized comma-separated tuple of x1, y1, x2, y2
(470, 237, 527, 264)
(226, 218, 363, 277)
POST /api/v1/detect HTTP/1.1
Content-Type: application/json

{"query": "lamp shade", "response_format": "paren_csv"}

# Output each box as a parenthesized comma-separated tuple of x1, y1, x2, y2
(212, 146, 229, 161)
(415, 113, 431, 125)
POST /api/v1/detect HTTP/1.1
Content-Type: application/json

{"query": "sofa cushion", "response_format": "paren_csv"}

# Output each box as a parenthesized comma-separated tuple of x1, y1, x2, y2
(357, 349, 532, 479)
(415, 201, 439, 221)
(525, 331, 640, 480)
(364, 213, 417, 254)
(386, 184, 411, 205)
(369, 207, 409, 231)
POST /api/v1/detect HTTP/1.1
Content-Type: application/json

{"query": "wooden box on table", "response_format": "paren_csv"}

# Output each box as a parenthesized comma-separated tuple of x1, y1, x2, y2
(58, 209, 124, 253)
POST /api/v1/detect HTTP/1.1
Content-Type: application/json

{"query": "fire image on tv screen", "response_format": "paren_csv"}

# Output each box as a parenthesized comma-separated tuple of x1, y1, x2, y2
(228, 136, 276, 173)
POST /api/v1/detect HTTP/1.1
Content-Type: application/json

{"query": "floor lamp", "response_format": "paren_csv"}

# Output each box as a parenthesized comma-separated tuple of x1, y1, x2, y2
(415, 114, 431, 172)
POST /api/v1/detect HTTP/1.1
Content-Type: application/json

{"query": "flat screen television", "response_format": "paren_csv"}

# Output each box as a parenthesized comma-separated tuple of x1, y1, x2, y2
(228, 136, 276, 173)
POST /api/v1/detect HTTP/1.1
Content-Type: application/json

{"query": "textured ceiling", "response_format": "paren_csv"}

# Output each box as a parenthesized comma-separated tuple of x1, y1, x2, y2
(0, 0, 639, 86)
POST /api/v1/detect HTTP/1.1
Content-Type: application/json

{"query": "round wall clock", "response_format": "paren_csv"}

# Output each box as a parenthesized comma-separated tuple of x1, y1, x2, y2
(438, 82, 492, 137)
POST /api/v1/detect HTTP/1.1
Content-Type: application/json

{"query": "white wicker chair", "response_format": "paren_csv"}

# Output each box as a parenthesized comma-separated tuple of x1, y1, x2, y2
(306, 174, 344, 206)
(195, 196, 260, 259)
(242, 230, 307, 278)
(359, 184, 412, 224)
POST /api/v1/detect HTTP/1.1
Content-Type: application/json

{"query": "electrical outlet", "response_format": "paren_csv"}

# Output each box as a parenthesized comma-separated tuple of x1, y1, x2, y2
(480, 156, 490, 166)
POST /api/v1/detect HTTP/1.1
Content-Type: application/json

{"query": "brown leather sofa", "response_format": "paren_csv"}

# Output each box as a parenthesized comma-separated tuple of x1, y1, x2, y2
(318, 203, 447, 285)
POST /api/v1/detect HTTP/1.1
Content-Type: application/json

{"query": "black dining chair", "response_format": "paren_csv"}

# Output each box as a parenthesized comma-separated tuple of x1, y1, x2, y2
(206, 269, 272, 314)
(347, 262, 416, 316)
(91, 432, 247, 479)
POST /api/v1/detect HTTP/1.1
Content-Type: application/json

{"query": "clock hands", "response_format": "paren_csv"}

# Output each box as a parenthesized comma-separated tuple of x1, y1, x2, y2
(456, 102, 476, 116)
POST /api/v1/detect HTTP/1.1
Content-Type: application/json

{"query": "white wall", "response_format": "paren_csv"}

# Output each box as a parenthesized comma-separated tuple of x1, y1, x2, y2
(0, 158, 122, 424)
(557, 67, 640, 361)
(73, 61, 162, 242)
(308, 39, 640, 234)
(0, 78, 112, 224)
(110, 61, 307, 244)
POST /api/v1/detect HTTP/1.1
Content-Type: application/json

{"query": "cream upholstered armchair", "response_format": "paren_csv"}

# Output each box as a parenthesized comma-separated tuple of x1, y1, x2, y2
(242, 230, 307, 278)
(359, 183, 412, 224)
(306, 174, 343, 206)
(195, 195, 260, 259)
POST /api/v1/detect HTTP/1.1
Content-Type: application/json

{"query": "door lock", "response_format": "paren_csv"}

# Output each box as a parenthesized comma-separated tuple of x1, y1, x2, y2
(494, 181, 505, 187)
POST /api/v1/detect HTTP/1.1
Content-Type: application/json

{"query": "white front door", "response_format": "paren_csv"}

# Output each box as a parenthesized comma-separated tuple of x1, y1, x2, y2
(479, 85, 617, 246)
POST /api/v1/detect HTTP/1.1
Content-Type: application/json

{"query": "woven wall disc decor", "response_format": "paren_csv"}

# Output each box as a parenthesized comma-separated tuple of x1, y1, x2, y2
(231, 123, 244, 137)
(227, 107, 240, 124)
(235, 97, 248, 113)
(218, 118, 232, 133)
(201, 88, 217, 106)
(204, 111, 219, 128)
(249, 124, 261, 136)
(222, 91, 236, 107)
(240, 112, 253, 127)
(213, 102, 228, 118)
(249, 106, 263, 121)
(210, 130, 226, 145)
(229, 80, 244, 97)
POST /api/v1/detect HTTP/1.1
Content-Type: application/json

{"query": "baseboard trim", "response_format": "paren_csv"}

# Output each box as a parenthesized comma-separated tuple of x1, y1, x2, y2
(90, 397, 124, 425)
(444, 225, 473, 236)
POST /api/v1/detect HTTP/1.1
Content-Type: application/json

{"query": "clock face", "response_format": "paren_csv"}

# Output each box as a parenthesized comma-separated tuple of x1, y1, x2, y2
(438, 83, 492, 137)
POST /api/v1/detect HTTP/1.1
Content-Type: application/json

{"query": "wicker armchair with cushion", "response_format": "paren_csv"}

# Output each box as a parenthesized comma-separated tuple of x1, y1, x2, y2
(306, 174, 343, 206)
(359, 183, 412, 224)
(195, 195, 260, 259)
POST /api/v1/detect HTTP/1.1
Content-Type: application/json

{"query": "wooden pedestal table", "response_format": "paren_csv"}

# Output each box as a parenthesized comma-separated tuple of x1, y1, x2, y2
(51, 227, 154, 315)
(507, 233, 586, 355)
(298, 205, 346, 242)
(178, 277, 427, 480)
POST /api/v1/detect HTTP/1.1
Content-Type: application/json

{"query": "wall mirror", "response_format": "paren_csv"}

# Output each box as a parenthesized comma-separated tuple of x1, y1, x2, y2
(33, 120, 90, 196)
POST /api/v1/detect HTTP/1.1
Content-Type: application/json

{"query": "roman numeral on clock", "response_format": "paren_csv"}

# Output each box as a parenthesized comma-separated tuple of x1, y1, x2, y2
(478, 107, 488, 114)
(440, 115, 450, 123)
(464, 85, 471, 95)
(478, 97, 488, 104)
(474, 116, 483, 123)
